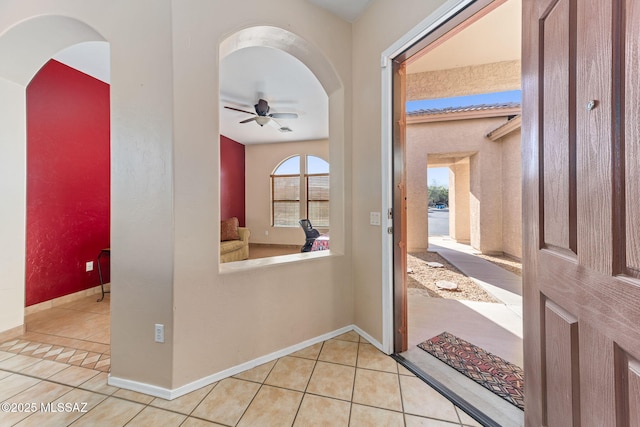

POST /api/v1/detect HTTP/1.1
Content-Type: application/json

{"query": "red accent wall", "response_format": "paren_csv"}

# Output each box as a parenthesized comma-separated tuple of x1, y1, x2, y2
(220, 135, 246, 226)
(26, 59, 110, 306)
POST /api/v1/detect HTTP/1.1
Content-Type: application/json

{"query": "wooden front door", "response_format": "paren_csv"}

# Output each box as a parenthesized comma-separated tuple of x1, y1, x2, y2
(523, 0, 640, 425)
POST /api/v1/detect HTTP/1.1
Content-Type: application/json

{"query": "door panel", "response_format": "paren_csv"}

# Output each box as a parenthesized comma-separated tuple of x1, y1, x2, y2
(541, 0, 574, 253)
(523, 0, 640, 425)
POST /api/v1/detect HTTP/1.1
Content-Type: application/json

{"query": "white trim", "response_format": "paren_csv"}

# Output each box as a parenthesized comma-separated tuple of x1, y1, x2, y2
(108, 324, 376, 400)
(380, 0, 475, 355)
(352, 324, 384, 353)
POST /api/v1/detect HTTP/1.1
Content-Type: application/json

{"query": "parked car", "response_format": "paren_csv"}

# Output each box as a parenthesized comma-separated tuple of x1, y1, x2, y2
(435, 203, 447, 209)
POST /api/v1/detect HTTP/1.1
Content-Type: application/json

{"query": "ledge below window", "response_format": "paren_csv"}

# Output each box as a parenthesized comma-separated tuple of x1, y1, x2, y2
(219, 250, 333, 274)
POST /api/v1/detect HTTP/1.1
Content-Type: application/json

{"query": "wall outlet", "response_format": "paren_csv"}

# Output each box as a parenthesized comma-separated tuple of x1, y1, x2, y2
(86, 261, 94, 272)
(154, 324, 164, 343)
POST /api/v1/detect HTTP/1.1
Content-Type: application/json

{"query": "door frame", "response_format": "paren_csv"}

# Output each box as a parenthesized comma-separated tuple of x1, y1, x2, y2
(381, 0, 502, 354)
(381, 0, 474, 354)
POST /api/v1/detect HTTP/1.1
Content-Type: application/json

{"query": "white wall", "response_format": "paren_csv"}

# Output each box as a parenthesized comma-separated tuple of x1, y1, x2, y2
(0, 0, 353, 395)
(352, 0, 452, 343)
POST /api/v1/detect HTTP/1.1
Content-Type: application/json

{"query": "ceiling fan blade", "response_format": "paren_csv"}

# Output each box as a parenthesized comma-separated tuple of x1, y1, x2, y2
(255, 99, 270, 116)
(239, 117, 258, 124)
(225, 106, 256, 116)
(269, 113, 298, 119)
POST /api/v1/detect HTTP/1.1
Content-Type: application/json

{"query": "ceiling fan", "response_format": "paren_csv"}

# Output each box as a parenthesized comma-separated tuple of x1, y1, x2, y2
(224, 98, 298, 128)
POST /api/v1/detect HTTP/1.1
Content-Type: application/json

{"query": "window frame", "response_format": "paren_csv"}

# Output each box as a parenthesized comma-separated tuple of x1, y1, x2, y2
(270, 155, 329, 228)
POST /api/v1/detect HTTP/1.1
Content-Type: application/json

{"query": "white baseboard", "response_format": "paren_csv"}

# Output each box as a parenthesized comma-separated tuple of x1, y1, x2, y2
(108, 324, 382, 400)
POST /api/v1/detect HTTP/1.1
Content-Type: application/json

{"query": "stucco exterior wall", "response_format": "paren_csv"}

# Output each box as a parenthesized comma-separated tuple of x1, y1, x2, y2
(449, 159, 471, 243)
(407, 60, 521, 100)
(501, 130, 523, 258)
(407, 116, 520, 255)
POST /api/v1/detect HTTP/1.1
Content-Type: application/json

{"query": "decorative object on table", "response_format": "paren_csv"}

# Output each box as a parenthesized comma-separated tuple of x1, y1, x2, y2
(417, 331, 524, 410)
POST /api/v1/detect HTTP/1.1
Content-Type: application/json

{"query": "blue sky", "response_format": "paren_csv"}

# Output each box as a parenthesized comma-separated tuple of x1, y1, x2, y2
(428, 168, 449, 188)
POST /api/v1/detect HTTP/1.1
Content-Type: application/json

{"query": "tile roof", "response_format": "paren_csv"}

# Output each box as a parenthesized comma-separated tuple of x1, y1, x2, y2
(407, 102, 521, 116)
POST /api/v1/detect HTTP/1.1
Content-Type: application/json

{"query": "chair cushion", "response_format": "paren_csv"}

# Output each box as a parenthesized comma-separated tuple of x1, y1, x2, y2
(221, 217, 240, 241)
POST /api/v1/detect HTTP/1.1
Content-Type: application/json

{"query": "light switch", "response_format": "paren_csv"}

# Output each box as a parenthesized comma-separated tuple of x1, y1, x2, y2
(370, 212, 381, 226)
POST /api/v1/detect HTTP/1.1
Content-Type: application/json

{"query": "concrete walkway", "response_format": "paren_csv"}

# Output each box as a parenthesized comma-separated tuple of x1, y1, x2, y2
(428, 236, 523, 317)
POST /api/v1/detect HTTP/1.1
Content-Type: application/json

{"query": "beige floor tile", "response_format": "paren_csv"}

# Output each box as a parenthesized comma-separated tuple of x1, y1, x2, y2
(0, 374, 41, 401)
(357, 343, 398, 373)
(306, 361, 355, 401)
(293, 393, 350, 426)
(1, 381, 73, 426)
(318, 339, 358, 366)
(0, 354, 42, 372)
(237, 385, 303, 427)
(48, 366, 99, 387)
(349, 404, 404, 427)
(14, 388, 107, 427)
(405, 414, 462, 426)
(69, 396, 144, 426)
(112, 388, 155, 404)
(233, 360, 276, 383)
(5, 378, 72, 403)
(150, 383, 214, 414)
(78, 372, 119, 395)
(191, 378, 260, 425)
(264, 356, 315, 391)
(333, 331, 361, 343)
(290, 342, 323, 360)
(0, 370, 12, 381)
(21, 333, 109, 354)
(400, 375, 459, 422)
(352, 368, 402, 412)
(0, 350, 16, 362)
(18, 359, 70, 379)
(456, 408, 483, 427)
(182, 417, 226, 426)
(126, 406, 187, 426)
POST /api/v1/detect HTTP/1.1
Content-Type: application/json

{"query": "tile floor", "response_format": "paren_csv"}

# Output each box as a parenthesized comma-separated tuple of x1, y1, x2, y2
(0, 295, 483, 426)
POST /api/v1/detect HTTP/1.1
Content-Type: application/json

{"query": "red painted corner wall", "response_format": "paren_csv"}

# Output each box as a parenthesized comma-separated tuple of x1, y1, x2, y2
(220, 135, 246, 226)
(26, 59, 110, 306)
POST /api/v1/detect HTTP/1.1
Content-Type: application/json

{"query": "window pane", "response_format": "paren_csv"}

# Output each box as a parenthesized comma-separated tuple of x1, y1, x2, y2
(307, 174, 329, 200)
(275, 156, 300, 175)
(307, 156, 329, 174)
(273, 176, 300, 200)
(273, 201, 300, 227)
(308, 201, 329, 227)
(307, 173, 329, 227)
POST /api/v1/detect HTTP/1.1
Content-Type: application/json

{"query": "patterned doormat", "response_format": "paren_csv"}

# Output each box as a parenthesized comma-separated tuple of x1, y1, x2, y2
(417, 332, 524, 410)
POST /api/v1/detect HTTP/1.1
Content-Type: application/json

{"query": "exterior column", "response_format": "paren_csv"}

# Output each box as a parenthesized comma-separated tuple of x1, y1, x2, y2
(449, 158, 471, 244)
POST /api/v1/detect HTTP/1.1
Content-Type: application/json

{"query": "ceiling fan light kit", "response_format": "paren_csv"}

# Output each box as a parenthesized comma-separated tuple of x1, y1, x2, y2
(224, 98, 298, 129)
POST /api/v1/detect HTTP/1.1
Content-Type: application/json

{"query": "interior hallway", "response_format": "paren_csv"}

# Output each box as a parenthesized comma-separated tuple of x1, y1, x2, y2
(0, 295, 482, 426)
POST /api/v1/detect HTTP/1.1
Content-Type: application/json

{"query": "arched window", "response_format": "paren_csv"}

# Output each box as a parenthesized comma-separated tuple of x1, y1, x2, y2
(272, 155, 329, 227)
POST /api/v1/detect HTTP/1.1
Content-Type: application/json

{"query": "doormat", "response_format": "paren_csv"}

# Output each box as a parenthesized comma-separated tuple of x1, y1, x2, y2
(417, 332, 524, 410)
